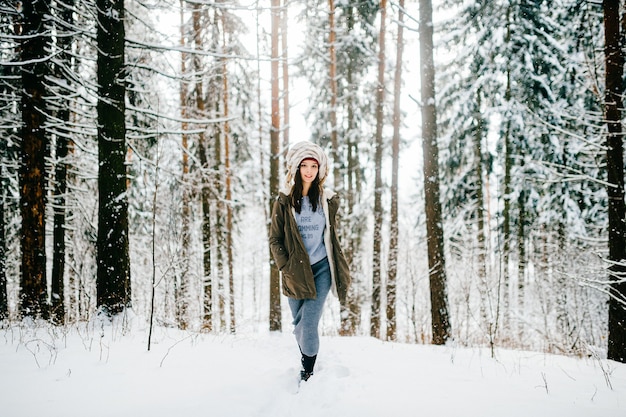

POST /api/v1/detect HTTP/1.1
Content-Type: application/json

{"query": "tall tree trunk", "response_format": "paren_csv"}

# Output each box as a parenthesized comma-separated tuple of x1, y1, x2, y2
(179, 0, 192, 330)
(66, 144, 78, 323)
(501, 6, 513, 339)
(208, 9, 225, 330)
(20, 0, 50, 318)
(256, 0, 268, 324)
(215, 125, 226, 331)
(221, 13, 235, 334)
(517, 187, 526, 341)
(339, 5, 361, 336)
(556, 154, 569, 338)
(51, 134, 68, 323)
(0, 149, 7, 320)
(225, 128, 235, 334)
(474, 92, 491, 346)
(386, 0, 405, 342)
(281, 0, 290, 155)
(371, 0, 387, 339)
(329, 0, 340, 188)
(604, 0, 626, 363)
(51, 0, 75, 325)
(198, 133, 213, 331)
(419, 0, 450, 345)
(96, 0, 131, 315)
(269, 0, 282, 332)
(341, 139, 362, 336)
(191, 6, 213, 332)
(209, 17, 226, 328)
(329, 0, 354, 336)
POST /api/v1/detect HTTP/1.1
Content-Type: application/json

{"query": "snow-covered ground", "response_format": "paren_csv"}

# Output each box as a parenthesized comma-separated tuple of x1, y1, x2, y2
(1, 317, 624, 417)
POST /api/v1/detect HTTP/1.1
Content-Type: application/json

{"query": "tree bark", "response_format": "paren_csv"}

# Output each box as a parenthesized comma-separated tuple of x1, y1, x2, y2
(501, 6, 513, 339)
(419, 0, 450, 345)
(51, 134, 68, 323)
(371, 0, 386, 339)
(190, 5, 213, 332)
(269, 0, 282, 332)
(20, 0, 50, 318)
(329, 0, 340, 188)
(214, 118, 226, 331)
(198, 132, 213, 331)
(281, 0, 290, 156)
(517, 186, 526, 340)
(179, 0, 192, 330)
(604, 0, 626, 363)
(207, 11, 225, 329)
(221, 11, 235, 334)
(339, 4, 362, 336)
(0, 142, 7, 320)
(96, 0, 131, 315)
(50, 0, 75, 325)
(386, 0, 405, 342)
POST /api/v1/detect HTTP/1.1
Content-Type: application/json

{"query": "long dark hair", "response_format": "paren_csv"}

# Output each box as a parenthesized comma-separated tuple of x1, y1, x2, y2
(290, 168, 321, 214)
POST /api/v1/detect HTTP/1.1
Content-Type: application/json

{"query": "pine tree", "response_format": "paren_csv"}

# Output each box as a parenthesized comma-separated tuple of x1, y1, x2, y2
(96, 0, 131, 315)
(49, 0, 76, 324)
(269, 0, 282, 331)
(437, 1, 495, 344)
(419, 0, 450, 345)
(371, 0, 387, 339)
(19, 0, 51, 318)
(603, 0, 626, 364)
(0, 138, 7, 321)
(179, 0, 193, 330)
(386, 0, 405, 342)
(436, 0, 607, 349)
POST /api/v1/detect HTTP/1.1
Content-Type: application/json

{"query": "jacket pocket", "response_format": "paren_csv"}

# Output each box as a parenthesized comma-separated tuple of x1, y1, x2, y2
(281, 269, 297, 298)
(281, 254, 314, 299)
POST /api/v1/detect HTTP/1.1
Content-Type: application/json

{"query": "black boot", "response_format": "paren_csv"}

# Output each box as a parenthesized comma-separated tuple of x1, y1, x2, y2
(300, 353, 317, 381)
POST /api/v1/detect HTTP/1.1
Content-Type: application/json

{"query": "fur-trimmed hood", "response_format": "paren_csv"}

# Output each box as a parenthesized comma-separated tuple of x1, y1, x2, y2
(284, 141, 329, 188)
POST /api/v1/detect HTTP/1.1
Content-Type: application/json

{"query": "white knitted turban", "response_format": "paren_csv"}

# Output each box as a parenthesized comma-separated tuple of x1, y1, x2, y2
(285, 141, 329, 187)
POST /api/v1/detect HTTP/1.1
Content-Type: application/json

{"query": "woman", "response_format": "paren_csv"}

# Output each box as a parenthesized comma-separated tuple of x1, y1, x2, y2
(269, 140, 351, 382)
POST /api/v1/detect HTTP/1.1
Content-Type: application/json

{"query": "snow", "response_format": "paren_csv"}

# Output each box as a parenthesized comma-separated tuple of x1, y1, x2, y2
(1, 317, 625, 417)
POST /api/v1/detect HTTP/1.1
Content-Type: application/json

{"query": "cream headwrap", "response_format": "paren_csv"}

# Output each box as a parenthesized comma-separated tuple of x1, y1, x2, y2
(284, 141, 329, 188)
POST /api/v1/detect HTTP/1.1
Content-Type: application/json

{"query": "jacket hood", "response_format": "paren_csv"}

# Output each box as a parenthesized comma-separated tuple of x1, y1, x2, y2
(284, 141, 329, 188)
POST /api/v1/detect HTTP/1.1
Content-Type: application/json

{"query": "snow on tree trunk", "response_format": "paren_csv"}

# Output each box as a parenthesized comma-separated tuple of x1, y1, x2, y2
(371, 0, 386, 339)
(20, 0, 50, 318)
(96, 0, 131, 316)
(419, 0, 450, 345)
(269, 0, 282, 332)
(386, 0, 405, 342)
(50, 0, 75, 325)
(604, 0, 626, 364)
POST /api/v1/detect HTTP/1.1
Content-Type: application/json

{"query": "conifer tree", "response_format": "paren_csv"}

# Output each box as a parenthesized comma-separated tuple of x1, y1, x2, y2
(371, 0, 387, 339)
(49, 0, 76, 324)
(96, 0, 131, 315)
(386, 0, 405, 342)
(420, 0, 450, 345)
(269, 0, 282, 331)
(19, 0, 51, 318)
(603, 0, 626, 364)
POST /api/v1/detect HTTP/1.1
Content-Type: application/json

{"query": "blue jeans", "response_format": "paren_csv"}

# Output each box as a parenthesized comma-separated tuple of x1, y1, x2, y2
(288, 257, 331, 357)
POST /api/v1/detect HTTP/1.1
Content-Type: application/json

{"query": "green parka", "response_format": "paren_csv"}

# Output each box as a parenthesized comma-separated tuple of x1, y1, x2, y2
(269, 188, 351, 302)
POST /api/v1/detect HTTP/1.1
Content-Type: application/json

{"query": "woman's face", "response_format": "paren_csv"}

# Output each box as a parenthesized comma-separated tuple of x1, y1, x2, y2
(299, 159, 319, 185)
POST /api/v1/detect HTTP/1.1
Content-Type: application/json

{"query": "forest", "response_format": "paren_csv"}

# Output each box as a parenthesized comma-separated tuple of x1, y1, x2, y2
(1, 0, 626, 365)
